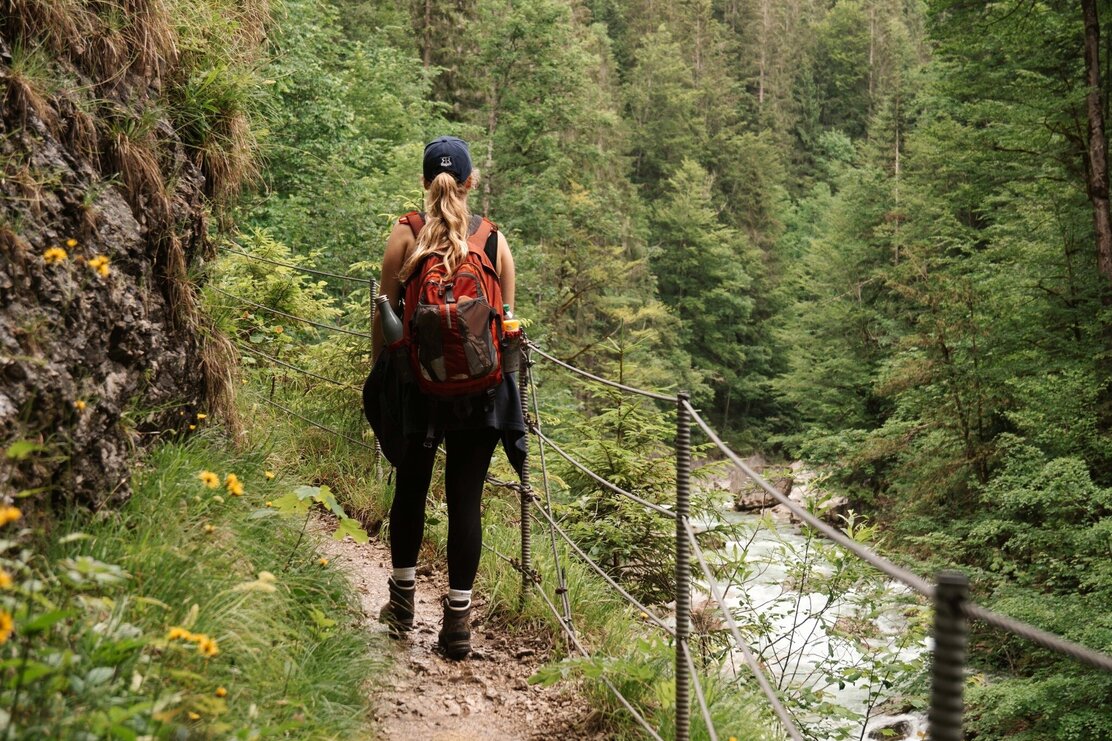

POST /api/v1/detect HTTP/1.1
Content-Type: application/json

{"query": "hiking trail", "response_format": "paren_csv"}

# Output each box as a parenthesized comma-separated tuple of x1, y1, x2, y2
(314, 517, 607, 740)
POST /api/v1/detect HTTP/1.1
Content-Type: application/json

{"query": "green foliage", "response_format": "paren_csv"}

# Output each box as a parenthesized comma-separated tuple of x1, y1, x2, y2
(0, 437, 378, 738)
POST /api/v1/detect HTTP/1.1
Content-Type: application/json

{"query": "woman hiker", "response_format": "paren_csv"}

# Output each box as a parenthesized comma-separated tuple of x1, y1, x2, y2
(368, 135, 526, 660)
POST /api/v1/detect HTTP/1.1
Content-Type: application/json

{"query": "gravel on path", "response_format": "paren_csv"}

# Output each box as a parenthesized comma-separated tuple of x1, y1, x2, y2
(314, 517, 609, 741)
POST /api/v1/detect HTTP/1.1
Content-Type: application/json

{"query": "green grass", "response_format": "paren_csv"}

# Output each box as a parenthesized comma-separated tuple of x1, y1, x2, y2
(0, 431, 382, 739)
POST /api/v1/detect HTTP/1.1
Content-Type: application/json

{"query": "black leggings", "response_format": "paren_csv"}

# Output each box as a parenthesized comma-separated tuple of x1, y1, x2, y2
(389, 429, 500, 591)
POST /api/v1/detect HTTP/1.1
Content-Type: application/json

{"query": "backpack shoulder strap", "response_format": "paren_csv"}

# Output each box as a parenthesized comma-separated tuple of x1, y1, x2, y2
(483, 222, 499, 273)
(400, 211, 424, 237)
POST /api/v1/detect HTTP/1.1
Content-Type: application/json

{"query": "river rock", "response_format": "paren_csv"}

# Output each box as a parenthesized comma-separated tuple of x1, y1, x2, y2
(868, 718, 913, 740)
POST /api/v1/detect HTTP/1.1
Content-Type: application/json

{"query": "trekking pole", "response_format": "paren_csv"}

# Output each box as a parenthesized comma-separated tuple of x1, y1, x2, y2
(675, 393, 692, 741)
(370, 277, 383, 479)
(517, 340, 534, 607)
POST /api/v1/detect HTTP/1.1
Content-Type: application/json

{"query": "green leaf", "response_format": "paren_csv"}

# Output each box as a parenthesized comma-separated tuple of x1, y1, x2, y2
(333, 516, 368, 544)
(292, 485, 320, 500)
(270, 493, 310, 516)
(5, 440, 46, 460)
(314, 486, 345, 517)
(22, 609, 76, 635)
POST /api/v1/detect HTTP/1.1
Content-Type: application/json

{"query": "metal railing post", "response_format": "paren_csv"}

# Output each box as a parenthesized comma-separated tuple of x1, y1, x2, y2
(929, 570, 968, 741)
(675, 393, 692, 741)
(517, 343, 534, 605)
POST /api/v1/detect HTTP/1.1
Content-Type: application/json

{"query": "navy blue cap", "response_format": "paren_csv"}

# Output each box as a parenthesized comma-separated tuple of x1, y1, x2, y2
(423, 136, 472, 184)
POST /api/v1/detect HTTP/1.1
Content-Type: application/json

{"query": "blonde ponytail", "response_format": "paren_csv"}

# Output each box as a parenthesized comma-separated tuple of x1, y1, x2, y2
(399, 171, 475, 282)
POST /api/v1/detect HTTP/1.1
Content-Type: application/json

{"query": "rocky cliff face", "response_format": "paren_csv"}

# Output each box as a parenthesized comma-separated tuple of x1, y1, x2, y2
(0, 2, 259, 508)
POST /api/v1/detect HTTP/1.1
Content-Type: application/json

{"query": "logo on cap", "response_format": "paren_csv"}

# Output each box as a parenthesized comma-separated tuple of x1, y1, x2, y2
(440, 156, 452, 167)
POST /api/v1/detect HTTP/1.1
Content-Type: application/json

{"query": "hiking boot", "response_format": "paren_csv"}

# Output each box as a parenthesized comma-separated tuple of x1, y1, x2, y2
(378, 578, 415, 637)
(437, 596, 472, 660)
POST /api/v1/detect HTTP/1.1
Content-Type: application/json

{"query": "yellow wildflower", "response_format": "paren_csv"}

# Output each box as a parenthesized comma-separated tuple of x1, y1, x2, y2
(203, 523, 215, 534)
(66, 238, 78, 248)
(265, 501, 273, 507)
(197, 636, 220, 657)
(43, 247, 68, 264)
(197, 471, 219, 489)
(0, 507, 22, 527)
(188, 424, 197, 431)
(318, 558, 328, 566)
(264, 470, 275, 480)
(0, 611, 13, 644)
(167, 626, 195, 642)
(188, 711, 200, 720)
(74, 399, 87, 411)
(225, 473, 244, 497)
(273, 325, 283, 334)
(87, 255, 110, 278)
(196, 413, 207, 420)
(0, 570, 12, 589)
(215, 686, 227, 698)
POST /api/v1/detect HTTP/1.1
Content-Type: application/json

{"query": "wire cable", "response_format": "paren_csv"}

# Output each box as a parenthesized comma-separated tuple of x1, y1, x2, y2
(218, 245, 369, 283)
(530, 504, 674, 636)
(481, 540, 665, 741)
(682, 517, 805, 741)
(683, 399, 935, 598)
(238, 343, 362, 391)
(527, 560, 667, 741)
(679, 641, 719, 741)
(528, 360, 577, 630)
(962, 602, 1112, 673)
(528, 343, 678, 403)
(245, 389, 375, 452)
(211, 286, 374, 340)
(530, 427, 676, 520)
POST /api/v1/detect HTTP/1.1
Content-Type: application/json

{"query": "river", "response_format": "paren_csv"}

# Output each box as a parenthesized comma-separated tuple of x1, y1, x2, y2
(698, 504, 930, 741)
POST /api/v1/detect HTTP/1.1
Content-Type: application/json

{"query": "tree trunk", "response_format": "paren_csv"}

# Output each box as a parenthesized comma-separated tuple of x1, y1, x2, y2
(423, 0, 432, 69)
(1082, 0, 1112, 283)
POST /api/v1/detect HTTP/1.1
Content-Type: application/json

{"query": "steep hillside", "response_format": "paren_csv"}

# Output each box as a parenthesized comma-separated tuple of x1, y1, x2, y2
(0, 0, 262, 507)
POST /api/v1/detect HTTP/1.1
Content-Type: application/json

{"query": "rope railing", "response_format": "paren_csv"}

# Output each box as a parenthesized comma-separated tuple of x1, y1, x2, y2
(528, 342, 678, 403)
(682, 399, 935, 599)
(682, 517, 805, 741)
(530, 504, 675, 636)
(530, 427, 676, 520)
(218, 245, 370, 283)
(237, 343, 362, 391)
(210, 286, 374, 340)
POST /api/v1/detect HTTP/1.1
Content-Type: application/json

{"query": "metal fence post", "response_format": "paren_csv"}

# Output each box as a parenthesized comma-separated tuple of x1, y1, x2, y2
(675, 392, 692, 741)
(929, 570, 969, 741)
(517, 343, 534, 604)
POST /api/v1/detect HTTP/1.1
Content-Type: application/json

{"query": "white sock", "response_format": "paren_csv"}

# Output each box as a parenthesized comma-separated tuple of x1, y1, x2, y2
(447, 588, 471, 607)
(392, 567, 416, 584)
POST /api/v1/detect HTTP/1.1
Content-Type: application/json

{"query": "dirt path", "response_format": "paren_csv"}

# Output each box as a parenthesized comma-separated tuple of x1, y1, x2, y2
(314, 518, 606, 740)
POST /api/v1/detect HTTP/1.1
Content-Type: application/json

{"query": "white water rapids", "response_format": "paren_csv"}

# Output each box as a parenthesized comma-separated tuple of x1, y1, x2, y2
(696, 503, 931, 741)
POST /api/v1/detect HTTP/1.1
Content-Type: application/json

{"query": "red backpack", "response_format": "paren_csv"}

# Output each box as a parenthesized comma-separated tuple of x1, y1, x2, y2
(398, 211, 505, 398)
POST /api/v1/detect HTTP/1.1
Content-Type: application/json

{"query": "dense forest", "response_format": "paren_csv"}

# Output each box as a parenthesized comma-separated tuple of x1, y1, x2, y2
(242, 1, 1112, 737)
(3, 0, 1111, 737)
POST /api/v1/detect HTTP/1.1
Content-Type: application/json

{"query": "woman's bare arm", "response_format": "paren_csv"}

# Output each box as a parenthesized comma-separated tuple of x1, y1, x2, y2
(497, 231, 515, 313)
(373, 222, 414, 362)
